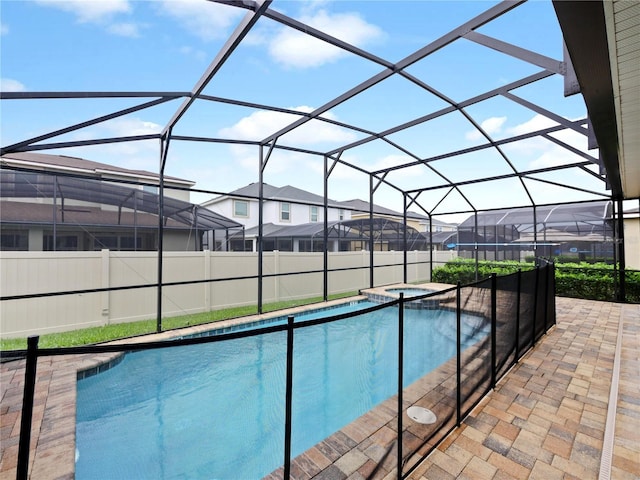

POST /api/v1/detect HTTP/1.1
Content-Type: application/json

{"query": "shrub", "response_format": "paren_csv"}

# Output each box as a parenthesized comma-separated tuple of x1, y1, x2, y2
(432, 259, 640, 303)
(432, 259, 534, 285)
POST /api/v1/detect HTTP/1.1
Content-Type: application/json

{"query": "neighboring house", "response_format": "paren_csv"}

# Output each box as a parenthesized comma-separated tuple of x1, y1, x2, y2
(201, 183, 350, 228)
(0, 152, 242, 251)
(202, 183, 350, 251)
(418, 217, 457, 234)
(339, 198, 428, 232)
(202, 183, 441, 252)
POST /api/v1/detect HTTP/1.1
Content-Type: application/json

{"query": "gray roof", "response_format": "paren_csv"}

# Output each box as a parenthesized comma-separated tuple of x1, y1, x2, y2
(457, 201, 612, 235)
(340, 199, 428, 220)
(209, 182, 344, 208)
(417, 217, 457, 228)
(1, 200, 190, 230)
(243, 222, 340, 238)
(205, 183, 430, 221)
(1, 152, 194, 186)
(0, 169, 242, 231)
(242, 217, 422, 239)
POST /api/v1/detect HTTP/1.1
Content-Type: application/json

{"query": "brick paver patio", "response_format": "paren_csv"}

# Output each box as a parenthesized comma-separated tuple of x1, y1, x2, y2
(409, 297, 639, 480)
(1, 296, 638, 479)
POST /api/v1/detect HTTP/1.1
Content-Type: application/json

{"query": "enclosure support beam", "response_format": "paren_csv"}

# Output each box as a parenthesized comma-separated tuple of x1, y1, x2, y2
(157, 133, 171, 333)
(474, 212, 479, 281)
(463, 31, 564, 74)
(429, 216, 434, 282)
(263, 0, 523, 146)
(369, 175, 375, 288)
(161, 0, 271, 138)
(533, 206, 538, 259)
(323, 156, 330, 300)
(1, 97, 174, 156)
(403, 194, 408, 284)
(615, 198, 626, 301)
(52, 176, 58, 251)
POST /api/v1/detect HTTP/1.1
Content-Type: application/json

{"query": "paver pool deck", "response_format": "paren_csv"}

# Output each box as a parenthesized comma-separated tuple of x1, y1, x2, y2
(1, 295, 638, 479)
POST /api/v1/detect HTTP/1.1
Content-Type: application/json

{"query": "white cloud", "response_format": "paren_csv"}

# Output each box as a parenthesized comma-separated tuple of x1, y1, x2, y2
(107, 22, 141, 38)
(1, 23, 8, 35)
(34, 0, 131, 23)
(501, 114, 595, 169)
(215, 107, 359, 182)
(102, 117, 162, 137)
(177, 46, 207, 62)
(465, 116, 507, 141)
(507, 114, 557, 136)
(269, 10, 384, 68)
(58, 118, 163, 171)
(1, 78, 26, 92)
(371, 154, 416, 175)
(33, 0, 145, 38)
(219, 107, 357, 146)
(157, 0, 244, 41)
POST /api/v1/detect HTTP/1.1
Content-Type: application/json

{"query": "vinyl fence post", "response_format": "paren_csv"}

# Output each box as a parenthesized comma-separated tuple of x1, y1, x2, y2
(283, 316, 295, 479)
(397, 293, 404, 480)
(17, 336, 39, 480)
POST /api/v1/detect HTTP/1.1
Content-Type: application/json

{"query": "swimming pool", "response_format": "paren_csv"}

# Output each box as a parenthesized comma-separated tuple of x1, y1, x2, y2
(76, 301, 487, 479)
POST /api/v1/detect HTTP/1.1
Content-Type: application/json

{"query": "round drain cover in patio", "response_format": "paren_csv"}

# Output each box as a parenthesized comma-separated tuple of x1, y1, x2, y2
(407, 406, 437, 424)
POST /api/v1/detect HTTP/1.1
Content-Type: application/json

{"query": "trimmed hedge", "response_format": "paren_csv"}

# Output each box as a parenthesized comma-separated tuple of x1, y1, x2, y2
(432, 259, 535, 285)
(432, 259, 640, 303)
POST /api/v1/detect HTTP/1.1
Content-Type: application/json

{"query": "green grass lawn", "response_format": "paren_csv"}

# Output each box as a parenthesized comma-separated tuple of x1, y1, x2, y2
(0, 292, 358, 351)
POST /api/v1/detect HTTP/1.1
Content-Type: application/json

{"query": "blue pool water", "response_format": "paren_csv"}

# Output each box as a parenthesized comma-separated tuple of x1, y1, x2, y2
(76, 301, 487, 479)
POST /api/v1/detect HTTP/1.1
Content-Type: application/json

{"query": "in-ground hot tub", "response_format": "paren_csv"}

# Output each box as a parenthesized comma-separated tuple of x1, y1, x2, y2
(385, 287, 436, 297)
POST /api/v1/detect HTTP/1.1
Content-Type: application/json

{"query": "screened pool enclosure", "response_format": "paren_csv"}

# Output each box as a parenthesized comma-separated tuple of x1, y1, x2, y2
(1, 0, 639, 478)
(2, 0, 636, 313)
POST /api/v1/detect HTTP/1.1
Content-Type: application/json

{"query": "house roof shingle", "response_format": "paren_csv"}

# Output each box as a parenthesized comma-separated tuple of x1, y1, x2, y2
(1, 152, 194, 186)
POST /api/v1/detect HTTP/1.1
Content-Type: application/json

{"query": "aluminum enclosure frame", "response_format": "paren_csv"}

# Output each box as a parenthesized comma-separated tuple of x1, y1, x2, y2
(1, 0, 633, 317)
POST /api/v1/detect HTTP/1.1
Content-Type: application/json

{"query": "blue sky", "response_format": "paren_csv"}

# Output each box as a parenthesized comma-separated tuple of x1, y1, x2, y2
(0, 0, 609, 220)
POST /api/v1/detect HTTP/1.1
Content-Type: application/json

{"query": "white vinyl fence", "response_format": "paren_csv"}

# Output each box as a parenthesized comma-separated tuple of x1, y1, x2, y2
(0, 249, 457, 338)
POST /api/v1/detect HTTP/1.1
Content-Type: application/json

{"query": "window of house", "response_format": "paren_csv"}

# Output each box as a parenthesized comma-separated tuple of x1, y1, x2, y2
(91, 235, 141, 251)
(234, 200, 249, 217)
(93, 236, 118, 250)
(262, 239, 276, 251)
(299, 240, 324, 252)
(339, 209, 345, 221)
(280, 202, 290, 222)
(310, 206, 319, 222)
(277, 238, 293, 251)
(119, 236, 142, 251)
(44, 234, 79, 251)
(1, 232, 28, 251)
(230, 239, 253, 251)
